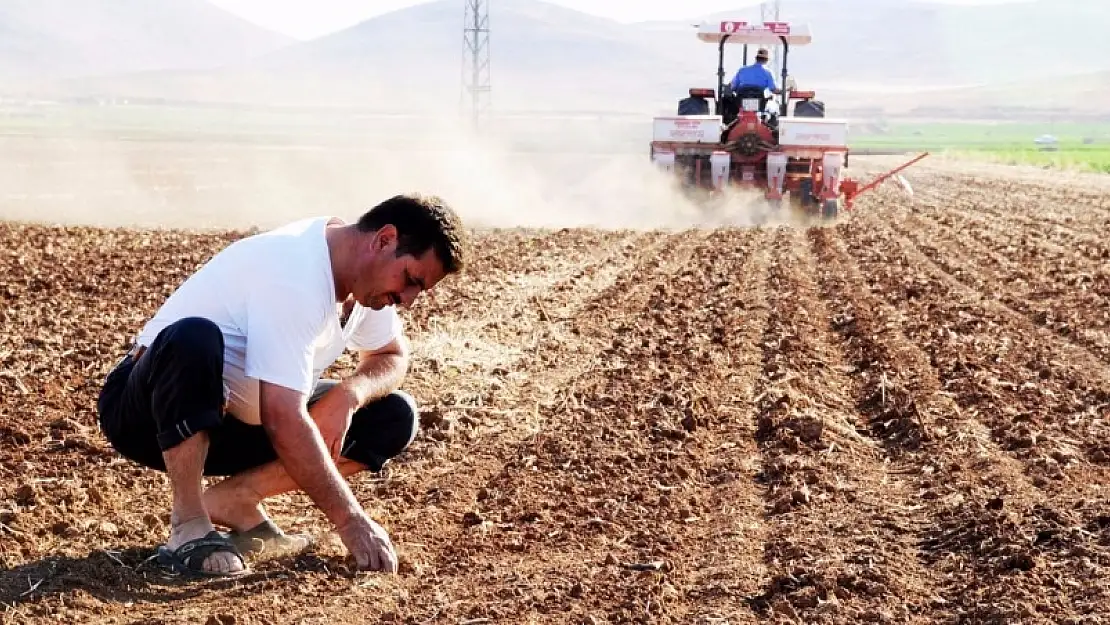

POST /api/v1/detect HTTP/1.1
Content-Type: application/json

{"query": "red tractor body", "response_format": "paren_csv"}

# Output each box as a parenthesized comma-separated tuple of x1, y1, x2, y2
(649, 20, 926, 219)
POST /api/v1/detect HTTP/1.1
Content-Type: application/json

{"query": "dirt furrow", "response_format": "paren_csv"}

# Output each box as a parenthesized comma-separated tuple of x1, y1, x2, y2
(890, 210, 1110, 366)
(943, 206, 1110, 277)
(394, 229, 659, 420)
(809, 226, 1074, 622)
(912, 171, 1110, 221)
(848, 212, 1110, 468)
(933, 198, 1110, 266)
(663, 228, 774, 624)
(732, 227, 932, 624)
(837, 216, 1110, 622)
(404, 228, 649, 333)
(927, 186, 1110, 237)
(373, 228, 718, 624)
(397, 228, 770, 624)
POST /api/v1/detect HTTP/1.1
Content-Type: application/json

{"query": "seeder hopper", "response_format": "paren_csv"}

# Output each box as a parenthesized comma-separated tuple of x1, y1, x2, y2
(649, 20, 927, 219)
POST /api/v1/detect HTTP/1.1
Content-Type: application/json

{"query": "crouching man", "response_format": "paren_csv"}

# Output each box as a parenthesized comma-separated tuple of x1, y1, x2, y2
(96, 193, 467, 578)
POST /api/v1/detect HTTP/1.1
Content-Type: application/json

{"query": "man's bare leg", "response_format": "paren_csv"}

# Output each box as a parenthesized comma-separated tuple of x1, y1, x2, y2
(202, 457, 369, 532)
(164, 432, 246, 574)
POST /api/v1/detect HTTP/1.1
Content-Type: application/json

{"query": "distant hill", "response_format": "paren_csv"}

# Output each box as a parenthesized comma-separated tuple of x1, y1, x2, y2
(0, 0, 293, 82)
(886, 69, 1110, 117)
(695, 0, 1110, 89)
(232, 0, 677, 109)
(12, 0, 1110, 117)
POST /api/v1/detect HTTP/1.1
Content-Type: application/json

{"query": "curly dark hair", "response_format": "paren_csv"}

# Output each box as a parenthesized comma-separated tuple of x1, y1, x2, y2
(355, 193, 467, 274)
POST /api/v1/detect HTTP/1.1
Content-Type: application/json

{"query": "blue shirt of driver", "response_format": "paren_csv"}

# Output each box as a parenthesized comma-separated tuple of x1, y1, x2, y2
(730, 63, 777, 92)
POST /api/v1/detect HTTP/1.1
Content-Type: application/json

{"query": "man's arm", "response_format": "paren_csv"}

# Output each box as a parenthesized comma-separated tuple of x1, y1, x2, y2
(309, 336, 410, 461)
(764, 67, 782, 94)
(258, 382, 364, 528)
(259, 381, 399, 571)
(341, 336, 410, 411)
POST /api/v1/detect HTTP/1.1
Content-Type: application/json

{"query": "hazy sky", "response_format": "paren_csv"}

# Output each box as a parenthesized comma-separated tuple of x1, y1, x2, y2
(208, 0, 1028, 40)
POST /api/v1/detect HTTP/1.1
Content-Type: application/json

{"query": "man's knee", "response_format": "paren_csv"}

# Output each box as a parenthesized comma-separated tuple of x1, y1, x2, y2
(369, 389, 420, 454)
(387, 389, 420, 450)
(154, 317, 224, 358)
(141, 317, 228, 450)
(340, 390, 420, 471)
(143, 316, 226, 399)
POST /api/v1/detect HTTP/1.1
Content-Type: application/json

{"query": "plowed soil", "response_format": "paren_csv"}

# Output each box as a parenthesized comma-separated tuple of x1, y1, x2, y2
(3, 157, 1110, 625)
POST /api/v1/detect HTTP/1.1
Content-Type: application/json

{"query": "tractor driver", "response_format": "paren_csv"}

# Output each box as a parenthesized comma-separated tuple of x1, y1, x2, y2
(729, 47, 782, 97)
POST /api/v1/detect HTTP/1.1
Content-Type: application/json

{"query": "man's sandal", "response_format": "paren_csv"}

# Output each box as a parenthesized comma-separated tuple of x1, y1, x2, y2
(155, 530, 250, 578)
(227, 519, 314, 557)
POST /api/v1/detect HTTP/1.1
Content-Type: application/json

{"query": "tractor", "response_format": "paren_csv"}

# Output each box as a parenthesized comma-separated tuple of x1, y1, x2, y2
(649, 20, 927, 219)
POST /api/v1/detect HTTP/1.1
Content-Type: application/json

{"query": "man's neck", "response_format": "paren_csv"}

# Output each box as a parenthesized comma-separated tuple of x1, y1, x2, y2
(325, 220, 355, 304)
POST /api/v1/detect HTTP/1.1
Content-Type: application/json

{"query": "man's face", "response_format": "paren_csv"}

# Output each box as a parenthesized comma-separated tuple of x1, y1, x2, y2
(353, 225, 448, 311)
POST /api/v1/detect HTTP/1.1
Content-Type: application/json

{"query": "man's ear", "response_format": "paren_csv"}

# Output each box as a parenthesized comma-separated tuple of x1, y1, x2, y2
(374, 224, 398, 252)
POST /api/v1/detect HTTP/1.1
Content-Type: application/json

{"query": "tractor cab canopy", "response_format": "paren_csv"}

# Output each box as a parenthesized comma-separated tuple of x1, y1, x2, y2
(695, 21, 813, 47)
(696, 21, 813, 117)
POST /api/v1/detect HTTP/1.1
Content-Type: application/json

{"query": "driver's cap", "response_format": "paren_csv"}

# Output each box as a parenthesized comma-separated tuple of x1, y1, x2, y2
(756, 48, 770, 60)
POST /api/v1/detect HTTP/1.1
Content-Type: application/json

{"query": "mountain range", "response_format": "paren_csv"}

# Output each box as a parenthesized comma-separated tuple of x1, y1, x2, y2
(0, 0, 291, 80)
(3, 0, 1108, 116)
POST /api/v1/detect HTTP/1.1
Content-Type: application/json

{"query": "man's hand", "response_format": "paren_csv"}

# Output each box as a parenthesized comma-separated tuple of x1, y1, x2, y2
(308, 383, 357, 460)
(336, 511, 398, 573)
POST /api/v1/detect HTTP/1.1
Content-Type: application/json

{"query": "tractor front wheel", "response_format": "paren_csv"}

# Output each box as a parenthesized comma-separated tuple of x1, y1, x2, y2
(822, 199, 839, 220)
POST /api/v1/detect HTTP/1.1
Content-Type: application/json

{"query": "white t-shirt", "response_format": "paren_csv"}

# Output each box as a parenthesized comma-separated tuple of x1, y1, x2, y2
(134, 216, 403, 425)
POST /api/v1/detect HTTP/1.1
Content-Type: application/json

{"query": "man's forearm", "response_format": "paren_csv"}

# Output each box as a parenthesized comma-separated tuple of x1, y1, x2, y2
(339, 351, 408, 410)
(263, 405, 363, 527)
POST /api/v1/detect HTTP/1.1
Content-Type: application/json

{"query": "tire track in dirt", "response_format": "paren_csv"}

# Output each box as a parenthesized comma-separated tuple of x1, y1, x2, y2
(404, 228, 643, 331)
(392, 229, 656, 413)
(396, 228, 767, 624)
(390, 227, 683, 499)
(670, 229, 772, 624)
(742, 227, 935, 624)
(893, 208, 1110, 366)
(371, 228, 647, 379)
(810, 226, 1067, 622)
(836, 216, 1110, 621)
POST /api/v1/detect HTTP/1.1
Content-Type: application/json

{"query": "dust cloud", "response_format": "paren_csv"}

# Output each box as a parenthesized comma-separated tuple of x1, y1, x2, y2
(349, 116, 793, 231)
(0, 102, 804, 233)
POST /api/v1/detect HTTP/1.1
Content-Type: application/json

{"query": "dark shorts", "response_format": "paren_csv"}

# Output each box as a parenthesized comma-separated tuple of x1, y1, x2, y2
(96, 316, 420, 477)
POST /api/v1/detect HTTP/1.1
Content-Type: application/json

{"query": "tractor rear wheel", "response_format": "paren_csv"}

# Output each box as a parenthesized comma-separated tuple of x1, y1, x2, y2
(822, 199, 839, 220)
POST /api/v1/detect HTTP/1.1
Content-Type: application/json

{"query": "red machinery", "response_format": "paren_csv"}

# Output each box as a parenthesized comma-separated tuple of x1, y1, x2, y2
(649, 20, 927, 219)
